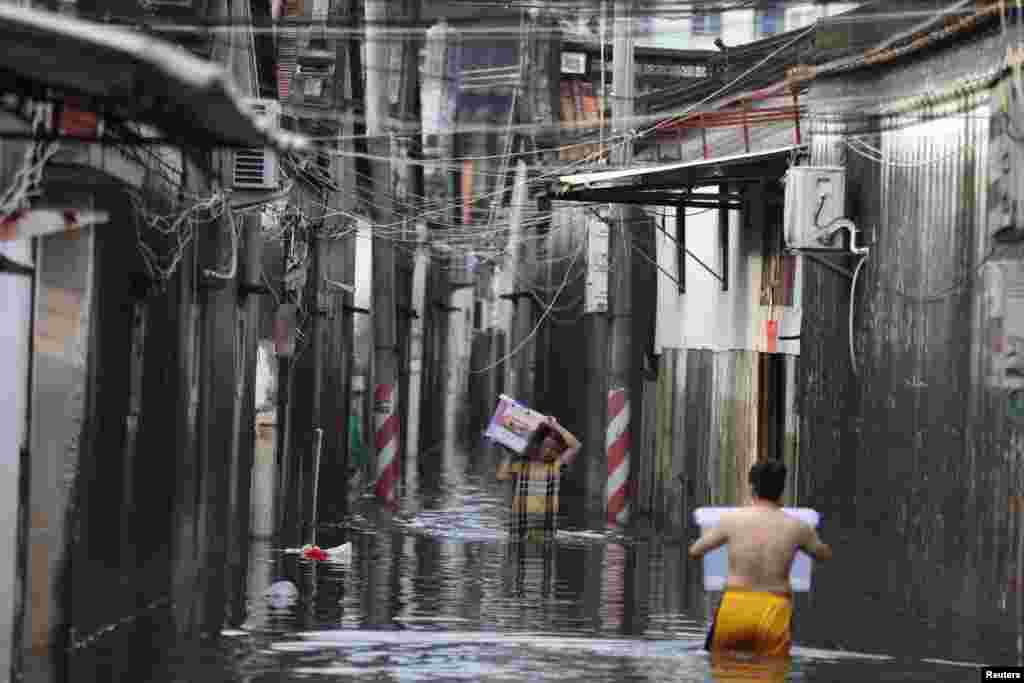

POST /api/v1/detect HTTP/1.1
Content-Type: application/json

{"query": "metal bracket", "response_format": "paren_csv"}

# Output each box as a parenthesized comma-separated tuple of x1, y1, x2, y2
(343, 304, 371, 315)
(238, 282, 273, 297)
(796, 251, 855, 280)
(498, 291, 534, 303)
(0, 253, 34, 277)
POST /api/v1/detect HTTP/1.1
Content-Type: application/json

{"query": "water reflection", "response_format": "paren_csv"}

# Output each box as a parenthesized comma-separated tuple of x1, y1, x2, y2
(65, 441, 994, 681)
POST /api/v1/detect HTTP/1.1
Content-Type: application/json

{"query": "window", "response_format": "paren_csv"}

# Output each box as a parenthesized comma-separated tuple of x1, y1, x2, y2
(757, 3, 785, 37)
(692, 11, 721, 36)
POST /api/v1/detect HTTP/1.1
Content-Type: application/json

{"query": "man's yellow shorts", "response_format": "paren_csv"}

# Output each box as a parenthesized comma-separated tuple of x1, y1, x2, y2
(706, 588, 793, 657)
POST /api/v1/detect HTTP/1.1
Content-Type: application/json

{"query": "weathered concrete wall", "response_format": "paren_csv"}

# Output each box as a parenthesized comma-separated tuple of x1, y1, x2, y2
(0, 137, 34, 682)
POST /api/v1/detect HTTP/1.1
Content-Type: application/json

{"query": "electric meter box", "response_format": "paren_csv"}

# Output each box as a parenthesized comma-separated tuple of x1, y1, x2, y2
(783, 166, 847, 251)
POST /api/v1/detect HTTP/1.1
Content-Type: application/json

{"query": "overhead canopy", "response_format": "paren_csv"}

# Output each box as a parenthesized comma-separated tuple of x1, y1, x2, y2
(553, 144, 807, 207)
(0, 3, 307, 152)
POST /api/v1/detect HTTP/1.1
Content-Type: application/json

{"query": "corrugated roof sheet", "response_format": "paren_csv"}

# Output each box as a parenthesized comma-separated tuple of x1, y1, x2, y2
(0, 3, 307, 152)
(557, 143, 806, 189)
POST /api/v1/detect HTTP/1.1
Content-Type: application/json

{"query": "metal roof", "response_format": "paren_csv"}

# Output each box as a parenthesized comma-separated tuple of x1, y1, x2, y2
(558, 144, 806, 188)
(0, 3, 307, 152)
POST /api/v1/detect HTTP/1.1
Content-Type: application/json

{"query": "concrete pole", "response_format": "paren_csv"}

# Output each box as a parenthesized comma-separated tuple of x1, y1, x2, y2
(405, 220, 428, 496)
(228, 213, 264, 625)
(582, 208, 610, 524)
(396, 0, 422, 496)
(273, 228, 295, 541)
(510, 162, 536, 407)
(303, 226, 327, 543)
(365, 0, 400, 506)
(608, 0, 634, 526)
(197, 206, 240, 634)
(503, 159, 528, 400)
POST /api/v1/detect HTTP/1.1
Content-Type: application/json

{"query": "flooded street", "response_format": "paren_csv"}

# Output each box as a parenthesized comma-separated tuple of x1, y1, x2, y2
(69, 440, 991, 682)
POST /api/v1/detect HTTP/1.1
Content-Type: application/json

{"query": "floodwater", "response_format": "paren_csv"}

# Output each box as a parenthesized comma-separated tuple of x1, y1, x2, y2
(74, 442, 990, 682)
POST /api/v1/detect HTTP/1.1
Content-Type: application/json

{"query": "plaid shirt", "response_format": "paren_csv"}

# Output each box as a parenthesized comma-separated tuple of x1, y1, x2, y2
(496, 423, 580, 542)
(506, 458, 560, 541)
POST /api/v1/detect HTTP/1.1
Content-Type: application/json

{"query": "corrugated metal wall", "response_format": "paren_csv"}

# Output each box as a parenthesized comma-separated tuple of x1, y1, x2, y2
(798, 32, 1024, 660)
(640, 348, 775, 529)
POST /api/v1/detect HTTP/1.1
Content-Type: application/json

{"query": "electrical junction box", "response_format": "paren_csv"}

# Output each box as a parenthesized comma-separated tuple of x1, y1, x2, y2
(783, 166, 847, 251)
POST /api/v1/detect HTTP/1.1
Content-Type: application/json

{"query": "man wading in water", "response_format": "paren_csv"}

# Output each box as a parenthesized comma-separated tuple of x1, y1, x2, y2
(689, 460, 832, 657)
(497, 416, 580, 542)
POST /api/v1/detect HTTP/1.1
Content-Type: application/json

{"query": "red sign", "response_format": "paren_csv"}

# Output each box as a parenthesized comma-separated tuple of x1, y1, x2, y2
(57, 98, 102, 139)
(766, 319, 778, 354)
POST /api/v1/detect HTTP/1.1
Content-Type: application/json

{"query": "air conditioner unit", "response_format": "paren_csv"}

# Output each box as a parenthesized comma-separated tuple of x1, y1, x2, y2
(782, 166, 849, 252)
(232, 99, 281, 190)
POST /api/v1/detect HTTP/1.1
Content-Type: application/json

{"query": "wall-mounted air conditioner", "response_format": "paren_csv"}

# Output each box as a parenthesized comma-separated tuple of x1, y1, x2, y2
(783, 166, 851, 252)
(232, 99, 281, 190)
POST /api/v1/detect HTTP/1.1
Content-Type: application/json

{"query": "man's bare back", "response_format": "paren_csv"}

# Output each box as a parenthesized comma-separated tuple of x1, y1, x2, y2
(690, 461, 831, 656)
(689, 502, 832, 594)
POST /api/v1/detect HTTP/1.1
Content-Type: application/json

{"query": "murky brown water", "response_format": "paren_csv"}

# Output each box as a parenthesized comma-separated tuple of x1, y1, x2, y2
(71, 441, 991, 681)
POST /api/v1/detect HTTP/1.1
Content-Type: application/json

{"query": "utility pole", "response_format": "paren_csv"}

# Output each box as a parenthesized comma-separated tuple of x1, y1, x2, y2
(396, 0, 423, 496)
(228, 212, 265, 624)
(607, 0, 634, 526)
(303, 218, 327, 544)
(507, 159, 534, 404)
(274, 228, 296, 541)
(331, 0, 358, 521)
(582, 206, 610, 523)
(365, 0, 400, 506)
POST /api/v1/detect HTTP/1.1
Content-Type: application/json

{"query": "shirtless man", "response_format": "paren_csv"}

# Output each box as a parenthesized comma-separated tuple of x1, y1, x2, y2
(688, 460, 832, 657)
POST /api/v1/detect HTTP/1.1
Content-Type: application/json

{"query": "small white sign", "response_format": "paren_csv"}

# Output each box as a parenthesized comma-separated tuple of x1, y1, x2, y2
(987, 260, 1024, 390)
(561, 51, 587, 75)
(585, 216, 609, 313)
(303, 77, 324, 98)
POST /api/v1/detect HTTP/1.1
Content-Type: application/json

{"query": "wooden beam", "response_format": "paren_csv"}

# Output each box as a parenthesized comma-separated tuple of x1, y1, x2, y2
(557, 188, 742, 208)
(719, 183, 729, 292)
(676, 201, 685, 293)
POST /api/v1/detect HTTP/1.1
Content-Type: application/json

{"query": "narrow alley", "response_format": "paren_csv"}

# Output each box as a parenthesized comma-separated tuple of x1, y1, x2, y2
(2, 0, 1024, 681)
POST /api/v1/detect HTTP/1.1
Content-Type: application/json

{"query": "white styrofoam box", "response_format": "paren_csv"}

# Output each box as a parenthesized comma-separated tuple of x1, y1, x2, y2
(693, 507, 821, 592)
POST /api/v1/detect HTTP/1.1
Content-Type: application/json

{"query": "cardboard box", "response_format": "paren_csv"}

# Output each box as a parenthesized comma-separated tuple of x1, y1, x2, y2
(484, 394, 546, 454)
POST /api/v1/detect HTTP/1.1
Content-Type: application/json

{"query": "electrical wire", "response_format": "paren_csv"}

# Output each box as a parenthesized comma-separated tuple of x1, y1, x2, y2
(203, 209, 239, 280)
(849, 253, 866, 376)
(68, 4, 958, 36)
(471, 235, 583, 374)
(843, 135, 974, 168)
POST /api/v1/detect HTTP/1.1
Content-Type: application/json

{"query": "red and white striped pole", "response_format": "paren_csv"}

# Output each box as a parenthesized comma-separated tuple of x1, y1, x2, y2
(374, 383, 400, 506)
(606, 387, 630, 525)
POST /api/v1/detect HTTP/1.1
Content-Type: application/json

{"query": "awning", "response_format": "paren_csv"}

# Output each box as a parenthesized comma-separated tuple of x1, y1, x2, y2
(0, 3, 307, 152)
(553, 144, 807, 207)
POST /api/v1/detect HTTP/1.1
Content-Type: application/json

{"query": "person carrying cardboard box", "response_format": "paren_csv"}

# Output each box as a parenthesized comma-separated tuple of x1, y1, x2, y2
(496, 415, 580, 542)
